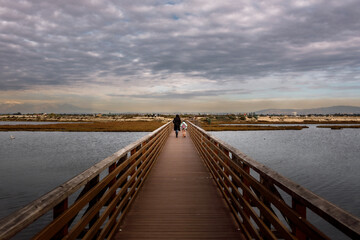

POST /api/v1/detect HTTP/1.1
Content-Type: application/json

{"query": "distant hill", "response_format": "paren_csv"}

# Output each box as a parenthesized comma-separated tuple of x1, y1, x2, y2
(255, 106, 360, 115)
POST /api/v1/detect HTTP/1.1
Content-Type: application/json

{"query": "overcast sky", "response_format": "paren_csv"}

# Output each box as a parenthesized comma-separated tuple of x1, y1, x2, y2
(0, 0, 359, 113)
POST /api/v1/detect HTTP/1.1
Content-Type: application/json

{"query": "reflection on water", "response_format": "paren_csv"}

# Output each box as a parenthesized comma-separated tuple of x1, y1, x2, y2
(211, 128, 360, 238)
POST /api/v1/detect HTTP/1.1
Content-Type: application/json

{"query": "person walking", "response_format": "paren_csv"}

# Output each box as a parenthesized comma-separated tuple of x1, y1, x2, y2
(173, 114, 181, 138)
(180, 121, 187, 137)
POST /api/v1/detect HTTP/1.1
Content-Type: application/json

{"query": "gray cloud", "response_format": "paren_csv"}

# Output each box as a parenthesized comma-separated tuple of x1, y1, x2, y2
(0, 102, 96, 114)
(0, 0, 359, 99)
(109, 88, 252, 99)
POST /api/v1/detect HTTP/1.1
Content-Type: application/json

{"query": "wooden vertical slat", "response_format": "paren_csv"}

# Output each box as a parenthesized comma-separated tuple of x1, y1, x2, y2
(292, 198, 307, 240)
(222, 148, 232, 206)
(108, 163, 117, 207)
(53, 198, 68, 239)
(260, 176, 273, 237)
(242, 163, 251, 223)
(88, 175, 100, 229)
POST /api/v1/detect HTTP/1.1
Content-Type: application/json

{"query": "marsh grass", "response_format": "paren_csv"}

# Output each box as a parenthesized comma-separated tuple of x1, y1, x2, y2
(317, 125, 360, 130)
(196, 118, 360, 131)
(0, 121, 166, 132)
(204, 120, 360, 125)
(199, 124, 308, 131)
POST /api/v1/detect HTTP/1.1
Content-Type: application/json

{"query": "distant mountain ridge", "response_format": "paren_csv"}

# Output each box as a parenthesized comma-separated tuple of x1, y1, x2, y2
(255, 106, 360, 115)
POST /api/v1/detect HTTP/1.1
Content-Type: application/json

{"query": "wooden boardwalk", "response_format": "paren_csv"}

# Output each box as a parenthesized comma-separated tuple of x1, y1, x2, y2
(115, 130, 243, 240)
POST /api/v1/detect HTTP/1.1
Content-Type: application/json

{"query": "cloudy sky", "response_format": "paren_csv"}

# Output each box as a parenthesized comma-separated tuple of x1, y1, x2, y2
(0, 0, 359, 113)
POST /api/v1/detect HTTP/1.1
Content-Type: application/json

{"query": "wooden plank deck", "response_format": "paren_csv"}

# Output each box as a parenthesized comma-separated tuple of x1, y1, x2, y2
(115, 130, 243, 240)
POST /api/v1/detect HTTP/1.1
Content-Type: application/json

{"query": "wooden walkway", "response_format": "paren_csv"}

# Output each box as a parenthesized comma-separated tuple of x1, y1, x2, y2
(115, 130, 243, 240)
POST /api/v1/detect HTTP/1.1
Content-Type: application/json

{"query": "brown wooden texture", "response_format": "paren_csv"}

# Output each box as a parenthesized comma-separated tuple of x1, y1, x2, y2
(53, 198, 69, 238)
(115, 130, 243, 240)
(188, 121, 360, 239)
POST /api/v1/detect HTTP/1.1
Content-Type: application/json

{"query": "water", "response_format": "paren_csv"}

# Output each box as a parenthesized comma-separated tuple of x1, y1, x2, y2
(0, 131, 148, 220)
(211, 126, 360, 238)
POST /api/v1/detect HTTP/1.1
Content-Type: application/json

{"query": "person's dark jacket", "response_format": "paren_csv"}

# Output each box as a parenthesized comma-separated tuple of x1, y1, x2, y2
(173, 115, 181, 131)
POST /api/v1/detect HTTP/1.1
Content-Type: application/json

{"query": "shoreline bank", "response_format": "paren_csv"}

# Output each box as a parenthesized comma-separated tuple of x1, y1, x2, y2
(1, 115, 360, 132)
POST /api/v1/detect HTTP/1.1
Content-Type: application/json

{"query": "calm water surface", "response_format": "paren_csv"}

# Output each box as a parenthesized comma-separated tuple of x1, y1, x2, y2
(211, 126, 360, 238)
(0, 131, 147, 220)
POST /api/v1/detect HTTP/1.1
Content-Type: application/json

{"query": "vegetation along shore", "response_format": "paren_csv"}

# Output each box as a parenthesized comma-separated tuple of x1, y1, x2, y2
(0, 121, 166, 132)
(317, 125, 360, 130)
(200, 124, 308, 131)
(1, 113, 360, 132)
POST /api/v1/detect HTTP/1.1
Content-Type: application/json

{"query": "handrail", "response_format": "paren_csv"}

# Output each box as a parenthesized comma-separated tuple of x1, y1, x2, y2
(188, 121, 360, 239)
(0, 121, 171, 239)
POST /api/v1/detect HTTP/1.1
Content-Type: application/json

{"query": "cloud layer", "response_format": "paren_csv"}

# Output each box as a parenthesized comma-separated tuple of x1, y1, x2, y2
(0, 0, 360, 112)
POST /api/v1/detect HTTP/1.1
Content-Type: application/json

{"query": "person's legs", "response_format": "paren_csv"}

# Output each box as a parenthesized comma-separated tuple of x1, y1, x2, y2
(175, 130, 178, 137)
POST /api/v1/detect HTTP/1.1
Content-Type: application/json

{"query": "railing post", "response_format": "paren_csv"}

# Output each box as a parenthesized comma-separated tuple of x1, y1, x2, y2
(260, 176, 272, 236)
(243, 163, 251, 219)
(108, 162, 117, 210)
(292, 198, 307, 240)
(141, 140, 148, 170)
(214, 142, 219, 159)
(89, 175, 100, 229)
(130, 148, 137, 175)
(53, 198, 68, 239)
(222, 148, 232, 200)
(131, 148, 137, 158)
(142, 140, 148, 154)
(109, 163, 116, 188)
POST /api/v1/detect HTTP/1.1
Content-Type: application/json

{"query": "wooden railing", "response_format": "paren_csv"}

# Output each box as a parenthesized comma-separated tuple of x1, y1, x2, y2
(0, 121, 171, 240)
(188, 121, 360, 240)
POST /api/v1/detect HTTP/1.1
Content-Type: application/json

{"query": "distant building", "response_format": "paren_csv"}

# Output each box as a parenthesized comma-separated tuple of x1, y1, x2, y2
(292, 112, 297, 116)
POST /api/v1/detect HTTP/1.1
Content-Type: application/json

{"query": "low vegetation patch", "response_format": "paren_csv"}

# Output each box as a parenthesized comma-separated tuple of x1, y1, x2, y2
(0, 121, 166, 132)
(316, 125, 360, 130)
(200, 124, 308, 131)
